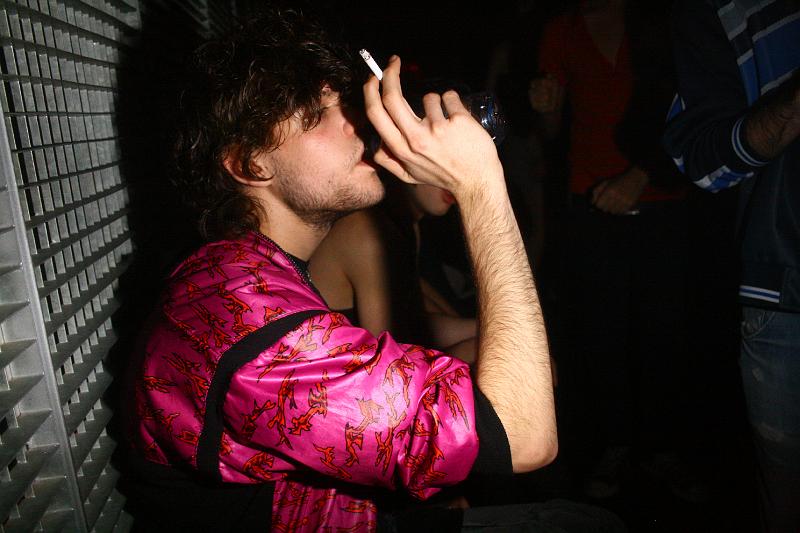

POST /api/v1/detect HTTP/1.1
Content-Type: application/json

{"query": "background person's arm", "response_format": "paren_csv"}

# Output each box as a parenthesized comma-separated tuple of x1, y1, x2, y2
(365, 56, 556, 473)
(663, 0, 800, 190)
(420, 277, 478, 350)
(529, 16, 568, 139)
(742, 71, 800, 161)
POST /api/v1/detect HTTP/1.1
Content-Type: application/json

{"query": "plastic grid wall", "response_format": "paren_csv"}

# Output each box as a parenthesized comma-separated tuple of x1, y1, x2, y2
(0, 1, 238, 529)
(0, 1, 140, 531)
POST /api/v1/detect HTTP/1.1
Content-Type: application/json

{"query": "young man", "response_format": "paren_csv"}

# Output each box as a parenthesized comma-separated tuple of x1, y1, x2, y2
(122, 7, 619, 532)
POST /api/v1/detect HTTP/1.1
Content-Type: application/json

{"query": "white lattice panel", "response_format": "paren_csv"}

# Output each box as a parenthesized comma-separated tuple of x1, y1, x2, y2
(0, 1, 238, 530)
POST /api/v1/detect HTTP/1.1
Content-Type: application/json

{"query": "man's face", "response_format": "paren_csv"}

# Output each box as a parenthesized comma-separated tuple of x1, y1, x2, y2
(263, 88, 384, 228)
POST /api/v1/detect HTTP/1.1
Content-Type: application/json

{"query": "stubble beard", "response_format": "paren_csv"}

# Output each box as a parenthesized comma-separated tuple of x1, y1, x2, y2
(277, 169, 385, 231)
(273, 141, 386, 229)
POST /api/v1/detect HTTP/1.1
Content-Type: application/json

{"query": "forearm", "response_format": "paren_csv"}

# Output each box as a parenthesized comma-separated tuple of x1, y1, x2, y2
(743, 71, 800, 160)
(459, 181, 556, 473)
(363, 56, 555, 472)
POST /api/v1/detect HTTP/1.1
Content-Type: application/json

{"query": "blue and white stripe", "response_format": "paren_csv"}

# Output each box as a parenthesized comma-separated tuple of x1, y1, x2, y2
(667, 0, 799, 190)
(739, 284, 782, 303)
(731, 117, 769, 167)
(694, 164, 754, 191)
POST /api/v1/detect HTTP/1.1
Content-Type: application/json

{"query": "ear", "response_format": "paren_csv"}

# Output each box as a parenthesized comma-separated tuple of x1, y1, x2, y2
(223, 147, 274, 188)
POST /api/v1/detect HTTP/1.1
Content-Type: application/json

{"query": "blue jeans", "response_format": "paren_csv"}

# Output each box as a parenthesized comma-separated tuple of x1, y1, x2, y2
(740, 307, 800, 533)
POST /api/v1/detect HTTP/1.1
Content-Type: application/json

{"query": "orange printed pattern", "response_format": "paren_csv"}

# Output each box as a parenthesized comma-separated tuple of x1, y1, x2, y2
(132, 231, 479, 531)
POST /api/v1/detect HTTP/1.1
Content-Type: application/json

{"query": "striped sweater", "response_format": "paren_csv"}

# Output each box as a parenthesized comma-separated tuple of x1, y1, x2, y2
(664, 0, 800, 310)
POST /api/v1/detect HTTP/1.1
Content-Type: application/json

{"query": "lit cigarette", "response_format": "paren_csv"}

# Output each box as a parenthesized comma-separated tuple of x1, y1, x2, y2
(359, 49, 383, 81)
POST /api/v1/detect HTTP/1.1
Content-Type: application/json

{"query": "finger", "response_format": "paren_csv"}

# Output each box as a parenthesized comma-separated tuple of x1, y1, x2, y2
(374, 146, 419, 184)
(591, 181, 608, 204)
(381, 56, 421, 120)
(594, 193, 611, 213)
(595, 188, 617, 213)
(610, 192, 629, 214)
(363, 68, 408, 154)
(618, 197, 635, 214)
(608, 197, 625, 214)
(422, 92, 445, 123)
(441, 90, 469, 118)
(380, 56, 424, 131)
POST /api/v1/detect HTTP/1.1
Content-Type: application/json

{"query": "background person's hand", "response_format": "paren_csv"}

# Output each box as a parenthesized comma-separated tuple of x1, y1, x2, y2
(591, 167, 649, 215)
(529, 74, 564, 114)
(363, 55, 504, 198)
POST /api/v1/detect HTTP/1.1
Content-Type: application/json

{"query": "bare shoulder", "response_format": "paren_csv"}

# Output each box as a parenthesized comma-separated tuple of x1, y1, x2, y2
(310, 212, 376, 309)
(333, 209, 384, 241)
(311, 209, 387, 277)
(326, 208, 388, 259)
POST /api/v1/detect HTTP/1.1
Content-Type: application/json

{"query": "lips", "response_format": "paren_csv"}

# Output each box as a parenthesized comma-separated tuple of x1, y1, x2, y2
(442, 190, 456, 205)
(356, 143, 378, 169)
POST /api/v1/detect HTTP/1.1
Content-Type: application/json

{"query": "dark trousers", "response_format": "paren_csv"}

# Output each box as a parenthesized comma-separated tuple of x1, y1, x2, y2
(389, 499, 626, 532)
(558, 196, 690, 460)
(461, 500, 626, 532)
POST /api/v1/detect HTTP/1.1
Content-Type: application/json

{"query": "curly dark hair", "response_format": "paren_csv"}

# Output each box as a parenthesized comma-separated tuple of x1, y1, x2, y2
(172, 6, 358, 241)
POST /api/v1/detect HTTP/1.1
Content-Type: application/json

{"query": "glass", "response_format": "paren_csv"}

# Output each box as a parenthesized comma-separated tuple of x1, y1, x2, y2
(458, 91, 508, 145)
(364, 91, 507, 157)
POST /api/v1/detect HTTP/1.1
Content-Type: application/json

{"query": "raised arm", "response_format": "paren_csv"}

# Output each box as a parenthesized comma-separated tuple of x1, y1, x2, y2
(364, 56, 557, 473)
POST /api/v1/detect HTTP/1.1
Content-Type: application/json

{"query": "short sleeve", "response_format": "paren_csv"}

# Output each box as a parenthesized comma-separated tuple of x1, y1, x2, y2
(222, 312, 481, 500)
(470, 385, 513, 479)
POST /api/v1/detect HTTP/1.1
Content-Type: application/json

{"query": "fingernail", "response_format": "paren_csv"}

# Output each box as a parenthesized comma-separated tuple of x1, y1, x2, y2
(388, 55, 399, 62)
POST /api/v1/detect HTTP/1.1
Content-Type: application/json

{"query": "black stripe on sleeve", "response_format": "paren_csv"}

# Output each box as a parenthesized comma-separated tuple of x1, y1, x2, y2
(197, 309, 325, 481)
(470, 384, 513, 479)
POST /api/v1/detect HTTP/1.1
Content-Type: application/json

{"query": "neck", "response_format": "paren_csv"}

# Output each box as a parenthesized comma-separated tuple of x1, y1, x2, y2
(258, 204, 329, 261)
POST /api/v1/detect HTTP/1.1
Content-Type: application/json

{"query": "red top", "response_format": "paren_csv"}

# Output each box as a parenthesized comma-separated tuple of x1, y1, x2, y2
(538, 11, 682, 202)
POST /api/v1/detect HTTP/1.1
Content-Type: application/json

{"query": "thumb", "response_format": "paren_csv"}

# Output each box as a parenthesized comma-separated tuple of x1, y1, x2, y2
(591, 180, 609, 204)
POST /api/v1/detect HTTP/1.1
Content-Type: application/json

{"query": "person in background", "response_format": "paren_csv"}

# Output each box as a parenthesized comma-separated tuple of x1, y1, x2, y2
(663, 1, 800, 530)
(310, 175, 478, 363)
(530, 0, 700, 502)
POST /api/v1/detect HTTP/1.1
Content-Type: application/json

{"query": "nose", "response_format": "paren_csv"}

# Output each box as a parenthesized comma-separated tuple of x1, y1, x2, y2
(361, 125, 381, 159)
(343, 105, 379, 157)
